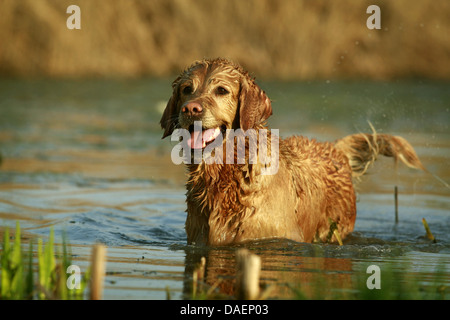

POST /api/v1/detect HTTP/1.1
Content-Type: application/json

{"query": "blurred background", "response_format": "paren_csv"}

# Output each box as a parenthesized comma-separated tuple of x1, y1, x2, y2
(0, 0, 449, 300)
(1, 0, 449, 80)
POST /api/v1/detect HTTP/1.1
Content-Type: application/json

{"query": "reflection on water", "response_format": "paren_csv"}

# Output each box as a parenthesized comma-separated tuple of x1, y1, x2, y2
(0, 79, 449, 299)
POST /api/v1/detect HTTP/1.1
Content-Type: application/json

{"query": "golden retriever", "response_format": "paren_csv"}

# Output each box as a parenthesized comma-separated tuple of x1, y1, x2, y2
(160, 58, 424, 246)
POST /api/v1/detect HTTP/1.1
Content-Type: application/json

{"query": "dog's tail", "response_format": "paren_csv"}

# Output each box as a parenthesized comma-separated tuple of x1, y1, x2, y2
(334, 130, 425, 178)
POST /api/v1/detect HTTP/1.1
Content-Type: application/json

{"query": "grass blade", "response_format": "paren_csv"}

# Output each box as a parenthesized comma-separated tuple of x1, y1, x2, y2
(1, 227, 11, 298)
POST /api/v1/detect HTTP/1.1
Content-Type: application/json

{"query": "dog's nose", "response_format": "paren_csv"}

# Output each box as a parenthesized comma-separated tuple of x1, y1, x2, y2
(182, 102, 203, 117)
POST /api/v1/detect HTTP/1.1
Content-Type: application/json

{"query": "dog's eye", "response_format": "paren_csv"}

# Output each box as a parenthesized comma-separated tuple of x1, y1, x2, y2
(216, 86, 229, 95)
(182, 86, 193, 95)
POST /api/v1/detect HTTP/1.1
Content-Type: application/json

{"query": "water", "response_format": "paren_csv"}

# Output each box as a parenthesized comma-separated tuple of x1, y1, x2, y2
(0, 78, 449, 299)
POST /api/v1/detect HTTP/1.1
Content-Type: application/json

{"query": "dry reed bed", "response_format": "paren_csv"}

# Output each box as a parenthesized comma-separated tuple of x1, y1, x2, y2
(0, 0, 449, 80)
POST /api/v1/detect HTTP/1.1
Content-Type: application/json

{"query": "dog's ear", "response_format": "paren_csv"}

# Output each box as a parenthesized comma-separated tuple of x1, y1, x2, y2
(160, 79, 181, 139)
(238, 79, 272, 131)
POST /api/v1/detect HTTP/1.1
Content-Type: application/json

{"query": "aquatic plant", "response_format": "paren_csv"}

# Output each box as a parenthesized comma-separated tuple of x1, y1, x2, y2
(0, 222, 90, 300)
(0, 222, 32, 299)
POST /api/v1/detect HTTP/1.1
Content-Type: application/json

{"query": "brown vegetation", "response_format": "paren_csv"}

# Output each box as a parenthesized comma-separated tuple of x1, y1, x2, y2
(0, 0, 449, 79)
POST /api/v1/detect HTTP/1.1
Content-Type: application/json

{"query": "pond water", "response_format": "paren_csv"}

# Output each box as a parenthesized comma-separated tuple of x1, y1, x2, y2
(0, 78, 449, 299)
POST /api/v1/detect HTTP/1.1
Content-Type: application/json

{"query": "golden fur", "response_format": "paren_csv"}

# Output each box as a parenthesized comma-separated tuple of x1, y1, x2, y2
(160, 58, 424, 246)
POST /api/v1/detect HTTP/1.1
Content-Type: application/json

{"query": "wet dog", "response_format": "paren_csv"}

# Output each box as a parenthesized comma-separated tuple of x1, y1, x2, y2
(160, 58, 424, 245)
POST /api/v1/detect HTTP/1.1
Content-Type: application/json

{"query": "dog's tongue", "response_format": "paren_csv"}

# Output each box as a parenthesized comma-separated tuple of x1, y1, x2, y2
(188, 127, 221, 149)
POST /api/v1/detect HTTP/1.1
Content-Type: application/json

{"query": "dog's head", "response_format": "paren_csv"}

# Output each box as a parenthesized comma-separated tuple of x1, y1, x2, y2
(160, 58, 272, 149)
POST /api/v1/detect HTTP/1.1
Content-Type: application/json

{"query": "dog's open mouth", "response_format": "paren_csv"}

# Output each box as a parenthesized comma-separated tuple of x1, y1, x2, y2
(187, 125, 227, 149)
